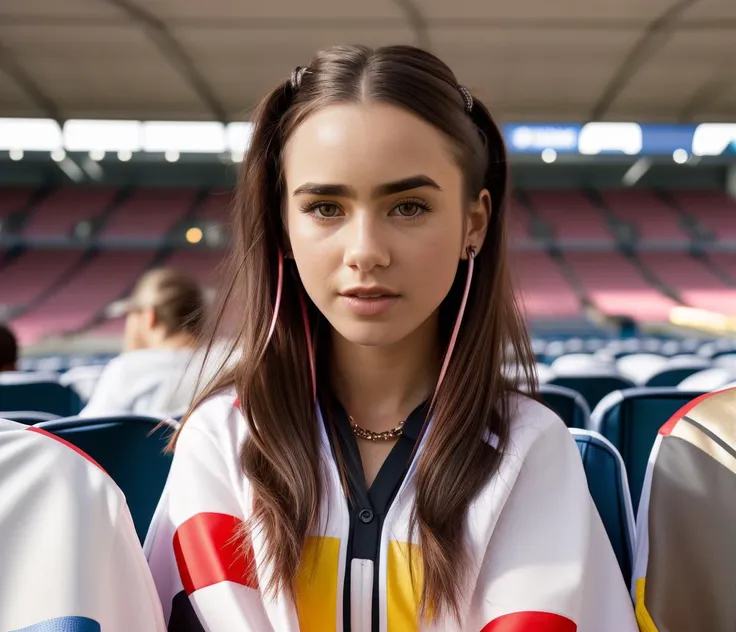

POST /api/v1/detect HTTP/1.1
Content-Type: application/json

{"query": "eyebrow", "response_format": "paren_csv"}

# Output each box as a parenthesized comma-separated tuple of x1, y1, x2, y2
(292, 175, 442, 199)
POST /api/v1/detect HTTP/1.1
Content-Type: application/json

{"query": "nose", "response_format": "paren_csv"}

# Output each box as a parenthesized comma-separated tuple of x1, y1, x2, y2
(342, 212, 391, 272)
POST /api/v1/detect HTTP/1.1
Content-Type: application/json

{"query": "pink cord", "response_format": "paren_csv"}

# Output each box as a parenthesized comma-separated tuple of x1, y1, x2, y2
(411, 247, 476, 460)
(299, 289, 317, 402)
(264, 247, 284, 347)
(429, 247, 475, 411)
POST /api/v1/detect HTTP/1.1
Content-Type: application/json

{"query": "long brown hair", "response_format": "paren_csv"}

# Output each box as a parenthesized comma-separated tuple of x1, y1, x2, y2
(178, 44, 536, 622)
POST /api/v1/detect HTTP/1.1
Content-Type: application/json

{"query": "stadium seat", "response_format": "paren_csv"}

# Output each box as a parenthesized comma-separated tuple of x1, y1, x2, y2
(643, 364, 710, 387)
(0, 371, 60, 384)
(0, 382, 81, 417)
(0, 410, 60, 424)
(548, 374, 635, 411)
(590, 388, 704, 511)
(571, 429, 634, 581)
(550, 353, 614, 375)
(679, 367, 736, 391)
(34, 415, 175, 542)
(59, 364, 106, 402)
(616, 353, 668, 384)
(539, 384, 590, 429)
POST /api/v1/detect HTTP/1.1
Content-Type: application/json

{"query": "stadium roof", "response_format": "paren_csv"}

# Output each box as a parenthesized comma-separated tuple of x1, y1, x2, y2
(0, 0, 734, 123)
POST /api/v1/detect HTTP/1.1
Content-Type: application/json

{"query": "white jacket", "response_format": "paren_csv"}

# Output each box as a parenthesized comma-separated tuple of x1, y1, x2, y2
(145, 393, 637, 631)
(0, 418, 165, 632)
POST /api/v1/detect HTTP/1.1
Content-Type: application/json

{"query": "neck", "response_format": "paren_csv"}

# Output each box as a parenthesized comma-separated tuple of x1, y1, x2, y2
(329, 315, 441, 431)
(149, 331, 197, 351)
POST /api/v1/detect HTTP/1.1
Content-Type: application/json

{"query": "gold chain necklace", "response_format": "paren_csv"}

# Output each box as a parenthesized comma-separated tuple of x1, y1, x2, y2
(349, 416, 406, 442)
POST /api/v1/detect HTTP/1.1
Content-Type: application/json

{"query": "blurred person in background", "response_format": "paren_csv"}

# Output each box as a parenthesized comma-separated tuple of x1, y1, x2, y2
(80, 268, 205, 418)
(0, 323, 18, 372)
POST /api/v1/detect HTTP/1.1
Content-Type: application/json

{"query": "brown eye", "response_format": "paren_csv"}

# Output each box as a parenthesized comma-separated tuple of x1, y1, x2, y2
(392, 202, 427, 217)
(313, 204, 340, 218)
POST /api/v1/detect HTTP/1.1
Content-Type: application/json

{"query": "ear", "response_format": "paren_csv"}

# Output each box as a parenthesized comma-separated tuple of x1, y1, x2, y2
(143, 306, 157, 330)
(461, 189, 491, 259)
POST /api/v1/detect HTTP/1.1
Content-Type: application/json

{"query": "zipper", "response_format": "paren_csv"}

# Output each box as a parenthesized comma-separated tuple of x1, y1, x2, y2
(350, 559, 374, 632)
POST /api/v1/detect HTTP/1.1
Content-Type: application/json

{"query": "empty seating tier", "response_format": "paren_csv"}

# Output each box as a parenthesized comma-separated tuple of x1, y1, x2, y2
(526, 190, 614, 243)
(564, 252, 677, 321)
(599, 190, 689, 243)
(639, 253, 736, 316)
(22, 188, 117, 238)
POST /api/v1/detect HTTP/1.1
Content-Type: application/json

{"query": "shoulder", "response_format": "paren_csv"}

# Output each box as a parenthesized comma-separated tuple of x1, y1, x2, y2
(97, 351, 144, 378)
(497, 393, 579, 478)
(175, 388, 245, 461)
(507, 392, 571, 448)
(0, 417, 125, 517)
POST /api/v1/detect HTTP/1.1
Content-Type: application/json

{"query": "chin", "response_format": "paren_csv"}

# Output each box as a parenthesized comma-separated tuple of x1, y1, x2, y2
(331, 320, 413, 348)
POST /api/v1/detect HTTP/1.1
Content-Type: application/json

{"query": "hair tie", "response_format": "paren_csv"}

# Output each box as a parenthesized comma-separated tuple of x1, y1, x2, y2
(458, 85, 473, 113)
(290, 66, 307, 92)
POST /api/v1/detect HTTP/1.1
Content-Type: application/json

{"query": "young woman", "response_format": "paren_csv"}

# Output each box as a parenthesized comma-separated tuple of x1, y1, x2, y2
(146, 45, 637, 631)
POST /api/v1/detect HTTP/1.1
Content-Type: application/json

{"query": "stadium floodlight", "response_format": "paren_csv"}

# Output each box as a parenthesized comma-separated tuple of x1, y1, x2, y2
(142, 121, 226, 153)
(541, 148, 557, 163)
(185, 227, 204, 244)
(692, 124, 736, 156)
(672, 148, 689, 164)
(0, 118, 62, 151)
(227, 122, 254, 155)
(63, 120, 142, 152)
(578, 123, 643, 155)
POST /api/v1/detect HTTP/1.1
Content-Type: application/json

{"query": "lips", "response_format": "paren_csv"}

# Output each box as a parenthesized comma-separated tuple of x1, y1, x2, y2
(338, 288, 400, 316)
(340, 286, 399, 299)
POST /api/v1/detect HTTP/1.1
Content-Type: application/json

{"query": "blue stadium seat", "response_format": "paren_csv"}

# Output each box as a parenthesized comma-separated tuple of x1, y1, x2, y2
(0, 382, 82, 417)
(0, 410, 60, 424)
(549, 374, 635, 411)
(590, 388, 704, 512)
(643, 366, 708, 387)
(571, 429, 635, 581)
(539, 384, 590, 428)
(34, 415, 175, 542)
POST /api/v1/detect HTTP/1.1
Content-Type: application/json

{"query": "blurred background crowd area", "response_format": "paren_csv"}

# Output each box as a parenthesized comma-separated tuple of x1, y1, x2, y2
(0, 0, 735, 406)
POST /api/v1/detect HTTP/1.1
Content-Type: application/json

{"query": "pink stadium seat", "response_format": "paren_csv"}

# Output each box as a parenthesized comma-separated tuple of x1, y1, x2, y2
(101, 189, 196, 238)
(508, 196, 531, 242)
(22, 188, 116, 238)
(640, 253, 736, 316)
(0, 187, 34, 220)
(511, 251, 581, 319)
(0, 250, 83, 310)
(163, 250, 225, 288)
(197, 190, 234, 224)
(600, 190, 688, 242)
(708, 254, 736, 285)
(565, 252, 677, 321)
(11, 251, 156, 343)
(86, 316, 126, 337)
(671, 191, 736, 240)
(526, 190, 614, 242)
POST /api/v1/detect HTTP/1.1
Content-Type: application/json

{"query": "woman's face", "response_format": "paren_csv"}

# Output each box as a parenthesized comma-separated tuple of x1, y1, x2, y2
(283, 102, 487, 348)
